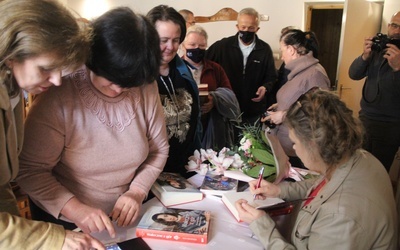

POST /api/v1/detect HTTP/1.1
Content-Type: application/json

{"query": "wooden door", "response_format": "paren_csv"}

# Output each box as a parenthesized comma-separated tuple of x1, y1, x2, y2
(309, 8, 343, 89)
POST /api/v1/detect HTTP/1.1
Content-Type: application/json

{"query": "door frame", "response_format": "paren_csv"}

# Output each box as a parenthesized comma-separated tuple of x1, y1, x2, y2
(305, 3, 344, 33)
(305, 4, 344, 89)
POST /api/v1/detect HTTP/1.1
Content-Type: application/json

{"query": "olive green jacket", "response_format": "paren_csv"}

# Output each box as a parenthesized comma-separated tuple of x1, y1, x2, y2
(250, 150, 398, 249)
(0, 84, 65, 249)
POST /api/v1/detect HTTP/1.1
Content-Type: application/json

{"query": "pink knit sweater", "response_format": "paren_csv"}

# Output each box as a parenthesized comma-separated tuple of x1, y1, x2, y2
(17, 68, 169, 219)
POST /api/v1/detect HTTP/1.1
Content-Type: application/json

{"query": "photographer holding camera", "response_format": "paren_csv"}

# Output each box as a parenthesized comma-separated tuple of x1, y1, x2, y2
(349, 11, 400, 172)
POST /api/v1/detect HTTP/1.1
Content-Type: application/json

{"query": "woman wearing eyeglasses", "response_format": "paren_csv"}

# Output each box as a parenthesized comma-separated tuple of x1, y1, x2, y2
(262, 29, 330, 168)
(237, 89, 398, 249)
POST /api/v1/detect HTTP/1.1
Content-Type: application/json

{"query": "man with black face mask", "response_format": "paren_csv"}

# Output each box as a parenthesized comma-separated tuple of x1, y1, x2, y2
(205, 7, 277, 127)
(182, 25, 240, 150)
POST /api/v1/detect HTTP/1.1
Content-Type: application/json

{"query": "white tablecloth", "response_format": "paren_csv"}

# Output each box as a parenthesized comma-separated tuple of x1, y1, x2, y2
(91, 174, 264, 250)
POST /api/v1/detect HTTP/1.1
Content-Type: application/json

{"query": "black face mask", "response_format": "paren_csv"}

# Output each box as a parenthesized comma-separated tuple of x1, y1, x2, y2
(186, 48, 205, 63)
(239, 31, 255, 44)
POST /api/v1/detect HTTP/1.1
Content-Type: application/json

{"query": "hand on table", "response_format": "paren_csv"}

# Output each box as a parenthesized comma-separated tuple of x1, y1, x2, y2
(62, 197, 116, 238)
(110, 190, 145, 227)
(235, 199, 266, 224)
(249, 179, 281, 200)
(62, 230, 105, 250)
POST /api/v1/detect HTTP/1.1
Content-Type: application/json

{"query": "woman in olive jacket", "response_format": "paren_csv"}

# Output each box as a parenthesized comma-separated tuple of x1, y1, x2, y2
(0, 0, 103, 249)
(237, 89, 398, 249)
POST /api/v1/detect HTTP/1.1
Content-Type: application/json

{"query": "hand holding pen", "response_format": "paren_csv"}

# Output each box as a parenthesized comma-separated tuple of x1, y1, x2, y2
(249, 172, 281, 199)
(253, 166, 265, 200)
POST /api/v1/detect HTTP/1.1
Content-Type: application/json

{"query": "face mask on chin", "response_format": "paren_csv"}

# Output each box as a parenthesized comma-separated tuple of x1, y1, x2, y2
(239, 31, 255, 44)
(185, 48, 206, 64)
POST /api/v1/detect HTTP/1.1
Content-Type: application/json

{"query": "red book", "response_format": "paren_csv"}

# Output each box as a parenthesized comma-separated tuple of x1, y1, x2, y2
(136, 206, 211, 244)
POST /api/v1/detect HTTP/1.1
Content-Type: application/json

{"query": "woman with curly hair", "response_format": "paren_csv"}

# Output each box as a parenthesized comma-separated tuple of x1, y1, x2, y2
(237, 88, 397, 249)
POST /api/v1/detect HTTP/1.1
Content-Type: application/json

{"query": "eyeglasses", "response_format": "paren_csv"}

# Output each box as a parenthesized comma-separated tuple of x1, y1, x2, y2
(389, 22, 400, 30)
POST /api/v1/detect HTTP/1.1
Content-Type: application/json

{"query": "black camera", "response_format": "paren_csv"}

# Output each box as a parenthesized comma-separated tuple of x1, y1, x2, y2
(371, 33, 400, 52)
(261, 112, 276, 129)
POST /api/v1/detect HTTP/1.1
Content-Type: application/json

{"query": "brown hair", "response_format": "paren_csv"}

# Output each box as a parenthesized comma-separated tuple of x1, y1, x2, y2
(285, 88, 364, 172)
(0, 0, 91, 95)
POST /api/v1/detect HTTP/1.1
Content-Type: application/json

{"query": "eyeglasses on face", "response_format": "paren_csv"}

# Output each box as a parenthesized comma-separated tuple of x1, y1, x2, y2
(389, 22, 400, 30)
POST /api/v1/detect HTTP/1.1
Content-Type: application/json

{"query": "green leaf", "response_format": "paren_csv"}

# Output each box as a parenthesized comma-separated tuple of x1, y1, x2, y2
(242, 165, 276, 178)
(251, 140, 268, 150)
(252, 148, 275, 165)
(260, 130, 272, 151)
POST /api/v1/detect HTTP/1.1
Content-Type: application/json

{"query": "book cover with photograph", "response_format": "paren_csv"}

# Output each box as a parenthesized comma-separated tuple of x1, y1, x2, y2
(136, 206, 211, 244)
(151, 172, 203, 207)
(200, 171, 238, 196)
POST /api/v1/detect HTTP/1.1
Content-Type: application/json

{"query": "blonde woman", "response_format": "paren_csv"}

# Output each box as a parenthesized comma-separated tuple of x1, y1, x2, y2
(0, 0, 104, 249)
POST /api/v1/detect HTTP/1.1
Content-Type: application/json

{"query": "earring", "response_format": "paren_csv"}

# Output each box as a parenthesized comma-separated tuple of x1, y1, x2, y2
(6, 69, 11, 75)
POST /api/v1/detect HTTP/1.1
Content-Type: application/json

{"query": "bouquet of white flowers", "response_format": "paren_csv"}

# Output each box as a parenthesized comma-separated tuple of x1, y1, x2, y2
(186, 121, 281, 182)
(185, 147, 244, 175)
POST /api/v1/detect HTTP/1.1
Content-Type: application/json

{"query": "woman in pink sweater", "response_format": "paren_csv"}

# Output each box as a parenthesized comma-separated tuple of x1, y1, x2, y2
(17, 7, 169, 238)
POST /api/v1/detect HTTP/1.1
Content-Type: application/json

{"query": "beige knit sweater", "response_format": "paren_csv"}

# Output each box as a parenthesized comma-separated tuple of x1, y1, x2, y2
(17, 68, 169, 219)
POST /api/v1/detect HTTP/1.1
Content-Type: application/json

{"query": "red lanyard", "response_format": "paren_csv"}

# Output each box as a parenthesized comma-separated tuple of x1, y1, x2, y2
(303, 179, 326, 207)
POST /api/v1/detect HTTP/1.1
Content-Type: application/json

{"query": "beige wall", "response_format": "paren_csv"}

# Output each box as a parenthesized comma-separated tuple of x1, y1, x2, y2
(381, 0, 400, 31)
(64, 0, 398, 114)
(65, 0, 344, 54)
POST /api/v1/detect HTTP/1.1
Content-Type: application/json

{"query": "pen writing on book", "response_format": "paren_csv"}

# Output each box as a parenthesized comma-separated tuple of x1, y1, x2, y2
(253, 166, 265, 200)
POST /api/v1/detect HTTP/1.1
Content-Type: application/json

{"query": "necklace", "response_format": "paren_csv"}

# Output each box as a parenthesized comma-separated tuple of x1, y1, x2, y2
(160, 76, 182, 135)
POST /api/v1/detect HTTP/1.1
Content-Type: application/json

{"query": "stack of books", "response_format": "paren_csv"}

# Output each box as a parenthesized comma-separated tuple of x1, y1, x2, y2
(198, 83, 209, 106)
(151, 172, 203, 207)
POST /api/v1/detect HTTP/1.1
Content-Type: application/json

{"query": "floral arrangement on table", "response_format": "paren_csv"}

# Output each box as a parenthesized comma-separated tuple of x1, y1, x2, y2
(185, 122, 281, 182)
(236, 123, 278, 181)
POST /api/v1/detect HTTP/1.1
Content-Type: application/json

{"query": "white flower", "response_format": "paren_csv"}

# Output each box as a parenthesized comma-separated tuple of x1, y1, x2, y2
(230, 153, 244, 168)
(200, 148, 217, 162)
(198, 163, 210, 175)
(186, 147, 246, 175)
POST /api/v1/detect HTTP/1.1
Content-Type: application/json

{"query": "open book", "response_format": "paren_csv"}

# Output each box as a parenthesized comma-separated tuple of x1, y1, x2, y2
(224, 132, 290, 184)
(221, 191, 284, 222)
